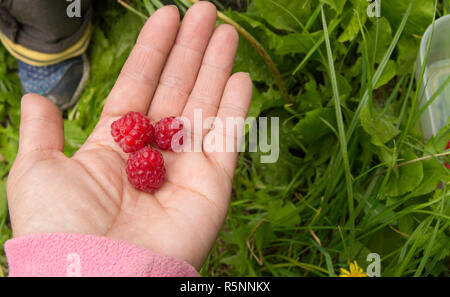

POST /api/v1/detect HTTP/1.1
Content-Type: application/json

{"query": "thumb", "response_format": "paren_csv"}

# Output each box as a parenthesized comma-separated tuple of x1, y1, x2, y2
(18, 93, 65, 155)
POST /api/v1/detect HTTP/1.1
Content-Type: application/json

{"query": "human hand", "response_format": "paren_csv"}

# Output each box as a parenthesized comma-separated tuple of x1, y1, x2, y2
(6, 2, 252, 270)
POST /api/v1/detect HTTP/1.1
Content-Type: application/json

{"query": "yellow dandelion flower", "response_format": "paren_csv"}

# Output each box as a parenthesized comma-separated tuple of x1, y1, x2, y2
(339, 260, 368, 277)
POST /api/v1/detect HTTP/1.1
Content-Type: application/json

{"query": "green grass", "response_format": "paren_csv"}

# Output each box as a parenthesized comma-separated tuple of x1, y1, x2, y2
(0, 0, 449, 277)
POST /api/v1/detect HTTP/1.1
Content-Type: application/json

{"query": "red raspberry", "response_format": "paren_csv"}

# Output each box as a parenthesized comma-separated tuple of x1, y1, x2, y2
(126, 147, 165, 193)
(155, 116, 184, 151)
(111, 111, 155, 153)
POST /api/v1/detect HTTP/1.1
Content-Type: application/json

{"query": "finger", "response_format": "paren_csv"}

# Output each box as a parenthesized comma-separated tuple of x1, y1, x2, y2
(102, 6, 180, 118)
(204, 72, 252, 178)
(148, 1, 217, 120)
(18, 93, 65, 155)
(182, 24, 239, 141)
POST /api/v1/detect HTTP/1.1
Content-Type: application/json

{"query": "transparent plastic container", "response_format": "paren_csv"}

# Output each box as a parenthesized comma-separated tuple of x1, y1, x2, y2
(417, 15, 450, 139)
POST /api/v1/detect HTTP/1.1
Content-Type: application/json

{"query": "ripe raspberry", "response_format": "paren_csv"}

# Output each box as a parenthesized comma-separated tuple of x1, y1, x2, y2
(126, 147, 165, 193)
(155, 116, 184, 151)
(111, 111, 155, 153)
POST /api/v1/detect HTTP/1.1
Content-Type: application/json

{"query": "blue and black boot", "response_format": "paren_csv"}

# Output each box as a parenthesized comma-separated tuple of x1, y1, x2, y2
(18, 54, 90, 111)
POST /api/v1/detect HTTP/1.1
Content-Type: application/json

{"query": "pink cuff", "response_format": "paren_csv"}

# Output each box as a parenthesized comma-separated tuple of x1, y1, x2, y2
(4, 233, 199, 277)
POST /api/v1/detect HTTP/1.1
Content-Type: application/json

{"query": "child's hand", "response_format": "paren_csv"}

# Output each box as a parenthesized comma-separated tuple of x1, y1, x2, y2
(6, 2, 252, 270)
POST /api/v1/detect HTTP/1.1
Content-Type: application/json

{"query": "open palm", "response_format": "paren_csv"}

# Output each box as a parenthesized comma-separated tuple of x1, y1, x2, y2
(6, 2, 252, 270)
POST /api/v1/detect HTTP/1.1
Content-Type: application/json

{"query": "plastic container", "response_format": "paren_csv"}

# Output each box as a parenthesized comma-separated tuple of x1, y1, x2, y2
(417, 15, 450, 139)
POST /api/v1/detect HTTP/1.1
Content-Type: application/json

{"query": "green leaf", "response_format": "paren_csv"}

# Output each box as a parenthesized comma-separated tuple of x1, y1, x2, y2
(368, 17, 393, 64)
(424, 119, 450, 154)
(253, 0, 312, 32)
(229, 11, 281, 51)
(321, 0, 347, 14)
(347, 57, 363, 78)
(373, 145, 395, 166)
(398, 36, 420, 73)
(374, 60, 397, 89)
(247, 86, 263, 121)
(381, 0, 434, 37)
(367, 227, 405, 259)
(255, 221, 276, 250)
(360, 104, 401, 146)
(249, 87, 284, 122)
(234, 35, 274, 84)
(220, 252, 248, 275)
(343, 14, 400, 144)
(297, 80, 325, 111)
(276, 31, 322, 56)
(408, 159, 447, 198)
(268, 200, 300, 227)
(338, 0, 367, 42)
(0, 179, 7, 226)
(339, 241, 372, 269)
(336, 73, 352, 97)
(64, 120, 89, 157)
(384, 149, 424, 197)
(250, 111, 301, 186)
(293, 108, 337, 144)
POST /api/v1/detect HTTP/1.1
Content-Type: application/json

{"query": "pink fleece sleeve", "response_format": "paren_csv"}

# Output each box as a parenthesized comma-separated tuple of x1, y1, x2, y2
(4, 233, 199, 277)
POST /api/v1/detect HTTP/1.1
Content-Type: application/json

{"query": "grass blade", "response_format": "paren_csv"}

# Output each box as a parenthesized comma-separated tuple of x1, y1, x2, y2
(346, 1, 414, 141)
(321, 5, 355, 236)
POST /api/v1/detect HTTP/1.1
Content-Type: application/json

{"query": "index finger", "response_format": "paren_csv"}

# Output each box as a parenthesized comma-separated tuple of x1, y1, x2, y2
(101, 6, 180, 118)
